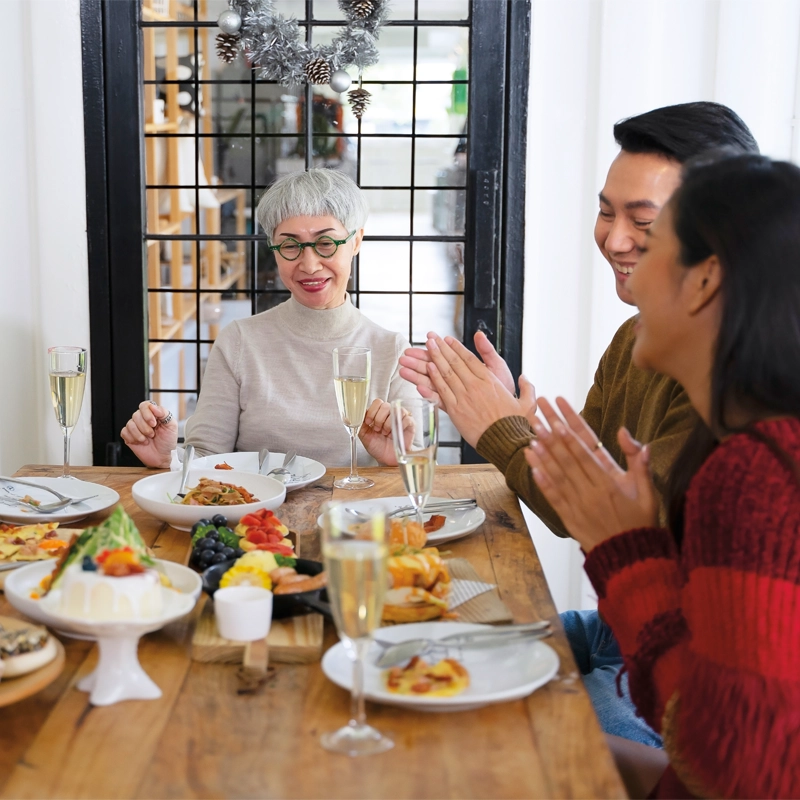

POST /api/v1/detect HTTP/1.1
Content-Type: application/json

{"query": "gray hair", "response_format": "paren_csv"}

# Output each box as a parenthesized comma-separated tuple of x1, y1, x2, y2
(256, 168, 369, 241)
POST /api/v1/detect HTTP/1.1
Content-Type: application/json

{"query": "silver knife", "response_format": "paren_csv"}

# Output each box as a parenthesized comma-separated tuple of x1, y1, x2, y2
(375, 624, 553, 669)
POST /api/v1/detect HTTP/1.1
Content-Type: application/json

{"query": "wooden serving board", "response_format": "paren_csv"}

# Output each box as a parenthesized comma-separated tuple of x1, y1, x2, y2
(191, 596, 324, 665)
(0, 616, 66, 707)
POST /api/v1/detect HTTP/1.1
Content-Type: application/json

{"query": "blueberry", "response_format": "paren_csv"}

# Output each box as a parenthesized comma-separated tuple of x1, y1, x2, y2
(206, 531, 220, 541)
(221, 547, 236, 559)
(81, 555, 98, 572)
(198, 550, 215, 566)
(210, 552, 228, 564)
(212, 514, 228, 527)
(195, 538, 214, 551)
(211, 542, 226, 553)
(197, 519, 211, 528)
(233, 548, 245, 558)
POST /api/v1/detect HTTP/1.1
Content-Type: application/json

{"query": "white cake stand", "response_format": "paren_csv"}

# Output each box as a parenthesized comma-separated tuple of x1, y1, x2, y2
(4, 560, 201, 706)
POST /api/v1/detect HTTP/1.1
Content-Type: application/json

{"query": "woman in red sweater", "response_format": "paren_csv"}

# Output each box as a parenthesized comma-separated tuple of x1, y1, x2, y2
(526, 153, 800, 799)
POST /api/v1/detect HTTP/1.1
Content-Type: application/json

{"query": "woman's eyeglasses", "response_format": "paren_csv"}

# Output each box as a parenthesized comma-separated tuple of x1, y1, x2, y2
(269, 230, 356, 261)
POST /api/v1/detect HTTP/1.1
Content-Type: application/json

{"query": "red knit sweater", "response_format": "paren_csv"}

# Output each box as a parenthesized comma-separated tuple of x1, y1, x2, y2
(584, 418, 800, 799)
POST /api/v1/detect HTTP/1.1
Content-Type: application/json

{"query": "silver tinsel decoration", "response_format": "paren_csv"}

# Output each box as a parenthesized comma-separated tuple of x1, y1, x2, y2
(226, 0, 391, 90)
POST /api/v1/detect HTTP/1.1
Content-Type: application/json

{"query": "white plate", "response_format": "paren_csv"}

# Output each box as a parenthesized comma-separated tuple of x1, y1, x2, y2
(0, 478, 120, 525)
(131, 469, 286, 531)
(190, 452, 326, 492)
(4, 559, 202, 640)
(322, 622, 559, 713)
(316, 496, 486, 546)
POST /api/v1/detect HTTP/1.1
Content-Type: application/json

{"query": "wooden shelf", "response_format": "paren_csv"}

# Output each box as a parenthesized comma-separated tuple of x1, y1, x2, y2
(142, 0, 247, 420)
(145, 122, 180, 134)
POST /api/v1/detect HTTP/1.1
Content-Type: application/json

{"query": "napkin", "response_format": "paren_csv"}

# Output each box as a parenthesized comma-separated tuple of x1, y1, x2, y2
(447, 578, 496, 610)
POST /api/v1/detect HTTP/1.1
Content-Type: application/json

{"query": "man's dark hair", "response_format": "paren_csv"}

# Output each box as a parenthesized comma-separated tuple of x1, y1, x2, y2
(614, 102, 759, 163)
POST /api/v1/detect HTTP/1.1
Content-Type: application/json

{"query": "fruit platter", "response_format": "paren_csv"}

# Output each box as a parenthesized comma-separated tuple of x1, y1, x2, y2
(189, 509, 331, 619)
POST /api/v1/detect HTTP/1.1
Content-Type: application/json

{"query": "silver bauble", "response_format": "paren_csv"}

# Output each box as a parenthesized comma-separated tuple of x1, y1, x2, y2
(217, 9, 242, 34)
(329, 69, 353, 93)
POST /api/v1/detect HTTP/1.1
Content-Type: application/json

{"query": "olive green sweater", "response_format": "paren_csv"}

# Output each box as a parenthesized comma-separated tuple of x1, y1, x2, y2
(476, 316, 697, 537)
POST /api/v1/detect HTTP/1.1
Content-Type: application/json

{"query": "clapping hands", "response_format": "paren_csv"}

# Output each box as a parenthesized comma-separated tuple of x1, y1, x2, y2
(526, 397, 658, 551)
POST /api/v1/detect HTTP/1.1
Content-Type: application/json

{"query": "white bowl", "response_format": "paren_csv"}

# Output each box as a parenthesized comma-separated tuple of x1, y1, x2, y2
(131, 469, 286, 531)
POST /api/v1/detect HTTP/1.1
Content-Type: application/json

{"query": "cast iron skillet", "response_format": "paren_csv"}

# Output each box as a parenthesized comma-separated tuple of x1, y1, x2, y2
(201, 558, 332, 619)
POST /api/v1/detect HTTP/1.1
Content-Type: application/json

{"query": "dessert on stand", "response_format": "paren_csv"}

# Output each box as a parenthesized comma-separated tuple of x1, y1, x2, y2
(5, 507, 201, 706)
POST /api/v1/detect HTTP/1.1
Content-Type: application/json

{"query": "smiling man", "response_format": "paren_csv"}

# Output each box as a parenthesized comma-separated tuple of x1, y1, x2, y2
(399, 102, 759, 747)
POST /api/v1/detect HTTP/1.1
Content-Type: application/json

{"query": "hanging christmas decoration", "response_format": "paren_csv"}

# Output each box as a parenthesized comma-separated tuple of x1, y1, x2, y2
(215, 0, 390, 118)
(216, 32, 241, 64)
(217, 9, 242, 34)
(347, 85, 371, 120)
(341, 0, 376, 18)
(329, 69, 353, 93)
(304, 56, 333, 86)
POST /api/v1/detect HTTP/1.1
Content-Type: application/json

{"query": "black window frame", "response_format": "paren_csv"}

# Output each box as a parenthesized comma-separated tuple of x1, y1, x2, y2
(81, 0, 530, 466)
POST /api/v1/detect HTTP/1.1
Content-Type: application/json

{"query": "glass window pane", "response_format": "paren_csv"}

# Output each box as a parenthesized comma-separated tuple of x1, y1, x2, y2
(418, 1, 470, 20)
(438, 410, 461, 445)
(362, 190, 411, 236)
(412, 293, 462, 344)
(358, 241, 410, 292)
(414, 187, 465, 238)
(414, 137, 465, 187)
(313, 0, 347, 20)
(360, 137, 411, 186)
(362, 27, 414, 82)
(357, 293, 410, 340)
(412, 241, 462, 293)
(342, 83, 413, 135)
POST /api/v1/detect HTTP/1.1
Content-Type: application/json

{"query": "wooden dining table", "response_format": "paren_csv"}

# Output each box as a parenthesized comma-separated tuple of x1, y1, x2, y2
(0, 464, 625, 799)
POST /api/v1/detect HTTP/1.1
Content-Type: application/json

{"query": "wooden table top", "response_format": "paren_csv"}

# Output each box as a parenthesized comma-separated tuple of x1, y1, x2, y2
(0, 464, 624, 799)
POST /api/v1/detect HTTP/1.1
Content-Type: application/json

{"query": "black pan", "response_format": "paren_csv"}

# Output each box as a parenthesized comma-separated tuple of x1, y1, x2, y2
(201, 558, 332, 620)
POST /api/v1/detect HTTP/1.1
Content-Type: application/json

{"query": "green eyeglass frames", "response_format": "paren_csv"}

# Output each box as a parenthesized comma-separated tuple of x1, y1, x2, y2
(269, 230, 357, 261)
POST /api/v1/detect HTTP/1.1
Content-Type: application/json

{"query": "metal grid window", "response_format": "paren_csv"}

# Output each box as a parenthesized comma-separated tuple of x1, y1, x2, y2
(141, 0, 469, 461)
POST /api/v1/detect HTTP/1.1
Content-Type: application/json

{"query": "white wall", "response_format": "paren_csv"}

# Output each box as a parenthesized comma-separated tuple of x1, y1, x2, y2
(523, 0, 800, 612)
(0, 0, 91, 476)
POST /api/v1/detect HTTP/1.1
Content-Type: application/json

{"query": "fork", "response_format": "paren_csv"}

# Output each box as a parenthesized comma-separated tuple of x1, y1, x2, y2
(0, 495, 98, 513)
(0, 476, 85, 503)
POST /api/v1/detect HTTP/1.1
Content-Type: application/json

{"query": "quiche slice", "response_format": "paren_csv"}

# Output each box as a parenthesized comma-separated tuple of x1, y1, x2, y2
(384, 656, 470, 698)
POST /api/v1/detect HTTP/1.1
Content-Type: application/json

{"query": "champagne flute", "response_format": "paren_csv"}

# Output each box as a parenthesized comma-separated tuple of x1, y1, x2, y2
(333, 346, 374, 490)
(390, 398, 438, 527)
(48, 347, 88, 478)
(320, 502, 393, 756)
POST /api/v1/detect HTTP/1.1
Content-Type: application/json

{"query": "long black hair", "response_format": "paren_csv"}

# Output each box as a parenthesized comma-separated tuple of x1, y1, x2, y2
(666, 154, 800, 539)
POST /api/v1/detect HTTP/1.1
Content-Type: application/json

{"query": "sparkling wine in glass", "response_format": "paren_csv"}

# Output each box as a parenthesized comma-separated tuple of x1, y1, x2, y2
(321, 502, 392, 756)
(391, 398, 438, 526)
(333, 346, 374, 490)
(48, 346, 88, 478)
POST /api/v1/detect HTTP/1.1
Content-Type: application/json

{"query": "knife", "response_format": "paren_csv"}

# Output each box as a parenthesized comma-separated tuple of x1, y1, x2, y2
(374, 622, 553, 668)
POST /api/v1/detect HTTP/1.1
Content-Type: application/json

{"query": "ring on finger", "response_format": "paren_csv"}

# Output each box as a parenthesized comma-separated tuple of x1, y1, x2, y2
(594, 440, 604, 451)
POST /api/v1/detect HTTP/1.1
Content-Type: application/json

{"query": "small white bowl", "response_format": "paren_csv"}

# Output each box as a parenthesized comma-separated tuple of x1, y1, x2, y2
(131, 469, 286, 531)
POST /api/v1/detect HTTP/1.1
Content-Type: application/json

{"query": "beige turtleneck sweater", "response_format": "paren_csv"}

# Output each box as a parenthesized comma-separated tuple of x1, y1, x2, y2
(184, 296, 419, 467)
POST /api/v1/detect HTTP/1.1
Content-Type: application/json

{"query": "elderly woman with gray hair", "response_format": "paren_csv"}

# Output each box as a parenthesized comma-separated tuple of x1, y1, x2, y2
(121, 168, 418, 468)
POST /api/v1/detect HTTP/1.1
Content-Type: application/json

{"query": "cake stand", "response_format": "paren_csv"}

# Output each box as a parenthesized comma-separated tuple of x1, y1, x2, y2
(4, 560, 201, 706)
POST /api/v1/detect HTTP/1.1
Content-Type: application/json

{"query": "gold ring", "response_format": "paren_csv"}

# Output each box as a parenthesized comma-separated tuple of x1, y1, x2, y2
(594, 440, 604, 451)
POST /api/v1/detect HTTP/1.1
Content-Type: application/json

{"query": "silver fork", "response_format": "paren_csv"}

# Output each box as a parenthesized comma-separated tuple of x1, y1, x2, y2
(0, 476, 86, 503)
(0, 495, 98, 513)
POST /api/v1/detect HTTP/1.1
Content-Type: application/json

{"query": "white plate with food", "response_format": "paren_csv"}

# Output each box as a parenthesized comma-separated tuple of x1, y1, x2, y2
(131, 469, 286, 531)
(0, 478, 119, 525)
(0, 522, 80, 573)
(322, 622, 559, 713)
(316, 497, 486, 546)
(4, 558, 202, 639)
(190, 452, 326, 492)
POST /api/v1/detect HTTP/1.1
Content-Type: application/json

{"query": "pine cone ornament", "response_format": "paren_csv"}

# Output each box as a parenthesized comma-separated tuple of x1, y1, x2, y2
(347, 86, 371, 119)
(344, 0, 376, 18)
(216, 32, 240, 64)
(304, 57, 332, 85)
